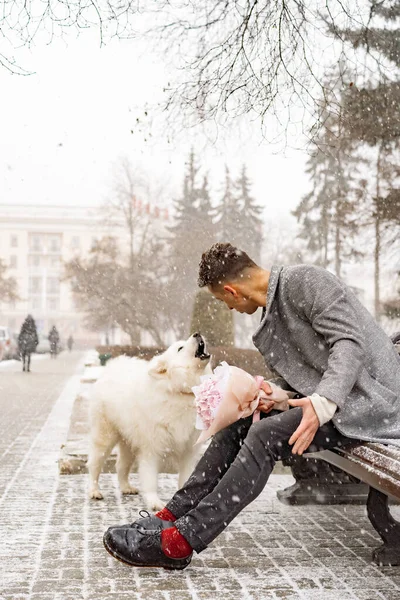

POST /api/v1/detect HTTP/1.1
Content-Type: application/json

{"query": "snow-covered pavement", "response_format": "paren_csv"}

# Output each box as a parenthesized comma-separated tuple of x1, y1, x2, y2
(0, 353, 48, 369)
(1, 352, 400, 599)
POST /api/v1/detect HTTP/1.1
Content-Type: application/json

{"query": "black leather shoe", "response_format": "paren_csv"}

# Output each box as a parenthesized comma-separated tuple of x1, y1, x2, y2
(103, 521, 192, 570)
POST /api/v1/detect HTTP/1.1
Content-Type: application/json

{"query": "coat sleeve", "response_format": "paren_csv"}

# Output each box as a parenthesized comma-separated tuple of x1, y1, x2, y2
(284, 266, 366, 408)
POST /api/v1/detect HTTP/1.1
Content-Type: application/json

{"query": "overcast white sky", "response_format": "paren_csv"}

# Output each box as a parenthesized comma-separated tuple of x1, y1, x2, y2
(0, 31, 310, 228)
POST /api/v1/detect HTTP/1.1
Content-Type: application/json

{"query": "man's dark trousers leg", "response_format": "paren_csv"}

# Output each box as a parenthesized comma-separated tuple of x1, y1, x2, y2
(166, 408, 353, 553)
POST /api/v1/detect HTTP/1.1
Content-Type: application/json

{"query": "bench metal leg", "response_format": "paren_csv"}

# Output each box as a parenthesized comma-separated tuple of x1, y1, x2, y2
(367, 487, 400, 566)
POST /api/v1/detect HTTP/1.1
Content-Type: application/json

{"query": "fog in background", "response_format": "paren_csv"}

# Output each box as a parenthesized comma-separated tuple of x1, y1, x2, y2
(0, 0, 399, 348)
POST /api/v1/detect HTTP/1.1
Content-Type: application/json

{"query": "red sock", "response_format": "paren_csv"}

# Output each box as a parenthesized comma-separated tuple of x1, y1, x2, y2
(155, 507, 176, 522)
(161, 526, 192, 559)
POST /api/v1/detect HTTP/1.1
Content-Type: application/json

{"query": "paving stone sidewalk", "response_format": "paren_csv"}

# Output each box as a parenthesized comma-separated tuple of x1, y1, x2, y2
(1, 354, 400, 600)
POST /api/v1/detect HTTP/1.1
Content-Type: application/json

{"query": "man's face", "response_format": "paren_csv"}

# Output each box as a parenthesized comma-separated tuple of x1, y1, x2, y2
(209, 284, 259, 315)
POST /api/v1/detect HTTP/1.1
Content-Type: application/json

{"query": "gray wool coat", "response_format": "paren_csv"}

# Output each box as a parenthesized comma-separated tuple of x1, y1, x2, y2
(252, 265, 400, 446)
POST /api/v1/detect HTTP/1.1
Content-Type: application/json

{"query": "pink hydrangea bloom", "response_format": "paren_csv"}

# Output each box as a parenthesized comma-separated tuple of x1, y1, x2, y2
(192, 362, 264, 443)
(194, 376, 224, 429)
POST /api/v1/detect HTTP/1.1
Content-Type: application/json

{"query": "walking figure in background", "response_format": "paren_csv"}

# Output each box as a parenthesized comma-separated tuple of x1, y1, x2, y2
(67, 335, 74, 352)
(18, 315, 39, 372)
(48, 326, 60, 359)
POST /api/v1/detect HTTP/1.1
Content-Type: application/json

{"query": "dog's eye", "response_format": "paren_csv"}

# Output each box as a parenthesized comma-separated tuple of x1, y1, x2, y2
(177, 346, 183, 352)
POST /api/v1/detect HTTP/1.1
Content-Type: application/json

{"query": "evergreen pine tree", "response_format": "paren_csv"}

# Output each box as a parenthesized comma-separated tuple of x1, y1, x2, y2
(335, 3, 400, 317)
(235, 165, 263, 263)
(167, 150, 216, 336)
(191, 288, 234, 347)
(214, 166, 243, 247)
(293, 82, 363, 277)
(339, 2, 400, 146)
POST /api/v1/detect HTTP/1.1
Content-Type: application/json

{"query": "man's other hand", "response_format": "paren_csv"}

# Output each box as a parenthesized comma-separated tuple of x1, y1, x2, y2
(288, 397, 320, 455)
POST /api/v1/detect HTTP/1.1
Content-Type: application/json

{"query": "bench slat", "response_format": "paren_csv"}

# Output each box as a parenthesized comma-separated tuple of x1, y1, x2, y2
(311, 447, 400, 501)
(342, 444, 400, 483)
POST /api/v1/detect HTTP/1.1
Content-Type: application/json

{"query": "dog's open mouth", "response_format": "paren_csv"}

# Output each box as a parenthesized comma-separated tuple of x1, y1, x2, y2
(195, 338, 210, 361)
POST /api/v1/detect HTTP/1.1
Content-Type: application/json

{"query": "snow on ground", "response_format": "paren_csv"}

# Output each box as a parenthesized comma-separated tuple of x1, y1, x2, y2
(1, 351, 400, 599)
(0, 353, 51, 369)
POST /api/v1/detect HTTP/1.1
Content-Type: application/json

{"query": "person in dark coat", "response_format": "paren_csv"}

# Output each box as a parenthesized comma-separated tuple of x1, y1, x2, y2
(18, 315, 39, 372)
(103, 242, 400, 570)
(48, 326, 60, 359)
(67, 335, 74, 352)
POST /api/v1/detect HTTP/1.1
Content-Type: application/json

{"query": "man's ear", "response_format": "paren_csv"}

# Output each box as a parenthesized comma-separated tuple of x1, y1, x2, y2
(223, 284, 238, 297)
(148, 355, 168, 378)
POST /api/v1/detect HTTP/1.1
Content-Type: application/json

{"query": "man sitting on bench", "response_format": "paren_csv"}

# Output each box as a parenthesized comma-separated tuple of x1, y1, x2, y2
(103, 242, 400, 570)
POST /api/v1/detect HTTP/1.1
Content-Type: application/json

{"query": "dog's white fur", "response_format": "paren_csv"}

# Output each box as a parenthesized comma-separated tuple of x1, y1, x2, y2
(88, 335, 211, 510)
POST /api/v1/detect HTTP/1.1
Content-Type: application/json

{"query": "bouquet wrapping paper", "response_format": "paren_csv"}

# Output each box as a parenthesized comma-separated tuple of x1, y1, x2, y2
(192, 361, 291, 444)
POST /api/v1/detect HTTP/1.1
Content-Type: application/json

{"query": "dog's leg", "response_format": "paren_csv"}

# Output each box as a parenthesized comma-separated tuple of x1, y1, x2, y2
(88, 429, 118, 500)
(138, 454, 164, 511)
(116, 440, 138, 495)
(178, 447, 198, 489)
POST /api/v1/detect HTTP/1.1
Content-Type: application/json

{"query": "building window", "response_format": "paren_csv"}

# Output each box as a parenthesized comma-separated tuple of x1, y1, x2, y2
(48, 297, 59, 311)
(10, 255, 17, 268)
(71, 236, 80, 249)
(30, 255, 41, 267)
(47, 277, 60, 294)
(10, 235, 18, 247)
(49, 236, 61, 253)
(29, 277, 42, 294)
(50, 256, 60, 268)
(30, 234, 42, 252)
(31, 297, 42, 310)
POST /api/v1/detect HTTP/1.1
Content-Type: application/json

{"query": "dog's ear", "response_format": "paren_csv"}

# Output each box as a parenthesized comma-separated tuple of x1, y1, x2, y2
(148, 355, 168, 378)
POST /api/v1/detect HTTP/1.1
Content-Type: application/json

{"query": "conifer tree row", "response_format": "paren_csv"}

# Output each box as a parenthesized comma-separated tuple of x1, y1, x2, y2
(167, 151, 264, 337)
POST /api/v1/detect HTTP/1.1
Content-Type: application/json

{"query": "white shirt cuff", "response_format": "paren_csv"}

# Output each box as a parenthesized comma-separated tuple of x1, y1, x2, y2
(309, 393, 337, 426)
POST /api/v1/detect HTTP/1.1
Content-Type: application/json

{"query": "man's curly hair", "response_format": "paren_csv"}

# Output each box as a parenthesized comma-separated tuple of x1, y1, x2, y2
(198, 242, 257, 288)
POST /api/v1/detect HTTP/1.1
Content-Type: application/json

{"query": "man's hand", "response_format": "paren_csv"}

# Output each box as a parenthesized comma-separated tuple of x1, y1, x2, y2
(257, 380, 275, 414)
(288, 397, 320, 455)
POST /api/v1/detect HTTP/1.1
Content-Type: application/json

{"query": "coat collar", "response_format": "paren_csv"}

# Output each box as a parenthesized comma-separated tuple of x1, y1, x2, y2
(252, 265, 283, 342)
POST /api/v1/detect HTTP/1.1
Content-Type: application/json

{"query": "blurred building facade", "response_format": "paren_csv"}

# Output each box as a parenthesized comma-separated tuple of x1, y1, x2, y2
(0, 204, 169, 346)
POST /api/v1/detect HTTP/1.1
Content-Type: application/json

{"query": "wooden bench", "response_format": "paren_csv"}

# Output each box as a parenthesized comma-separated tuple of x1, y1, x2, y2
(316, 333, 400, 566)
(315, 442, 400, 566)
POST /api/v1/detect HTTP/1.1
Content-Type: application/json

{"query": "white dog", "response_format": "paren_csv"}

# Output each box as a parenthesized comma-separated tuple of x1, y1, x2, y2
(88, 333, 211, 510)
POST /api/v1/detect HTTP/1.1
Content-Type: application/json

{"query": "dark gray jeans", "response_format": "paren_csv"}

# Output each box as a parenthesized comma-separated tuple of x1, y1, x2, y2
(166, 408, 354, 553)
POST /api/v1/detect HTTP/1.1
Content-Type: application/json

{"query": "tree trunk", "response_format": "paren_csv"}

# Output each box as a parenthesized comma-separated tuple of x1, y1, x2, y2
(128, 327, 141, 345)
(374, 209, 381, 322)
(374, 147, 382, 323)
(321, 179, 329, 269)
(335, 201, 341, 278)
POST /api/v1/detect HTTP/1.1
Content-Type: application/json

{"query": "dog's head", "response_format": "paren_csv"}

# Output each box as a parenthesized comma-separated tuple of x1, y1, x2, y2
(148, 333, 211, 394)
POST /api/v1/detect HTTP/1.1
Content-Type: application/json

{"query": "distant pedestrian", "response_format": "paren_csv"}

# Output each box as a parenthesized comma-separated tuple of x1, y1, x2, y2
(48, 326, 60, 359)
(67, 335, 74, 352)
(18, 315, 39, 372)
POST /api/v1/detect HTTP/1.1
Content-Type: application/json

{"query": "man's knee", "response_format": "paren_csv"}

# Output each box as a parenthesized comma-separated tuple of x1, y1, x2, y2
(245, 416, 289, 455)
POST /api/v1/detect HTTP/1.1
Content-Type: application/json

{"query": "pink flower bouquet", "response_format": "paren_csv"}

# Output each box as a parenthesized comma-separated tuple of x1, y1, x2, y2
(192, 361, 291, 445)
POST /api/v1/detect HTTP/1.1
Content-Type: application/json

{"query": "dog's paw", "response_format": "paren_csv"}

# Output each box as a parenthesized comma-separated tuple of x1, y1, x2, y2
(121, 485, 139, 496)
(89, 489, 104, 500)
(144, 495, 165, 512)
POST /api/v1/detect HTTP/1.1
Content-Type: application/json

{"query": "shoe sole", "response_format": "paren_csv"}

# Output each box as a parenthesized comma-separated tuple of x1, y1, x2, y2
(103, 535, 190, 571)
